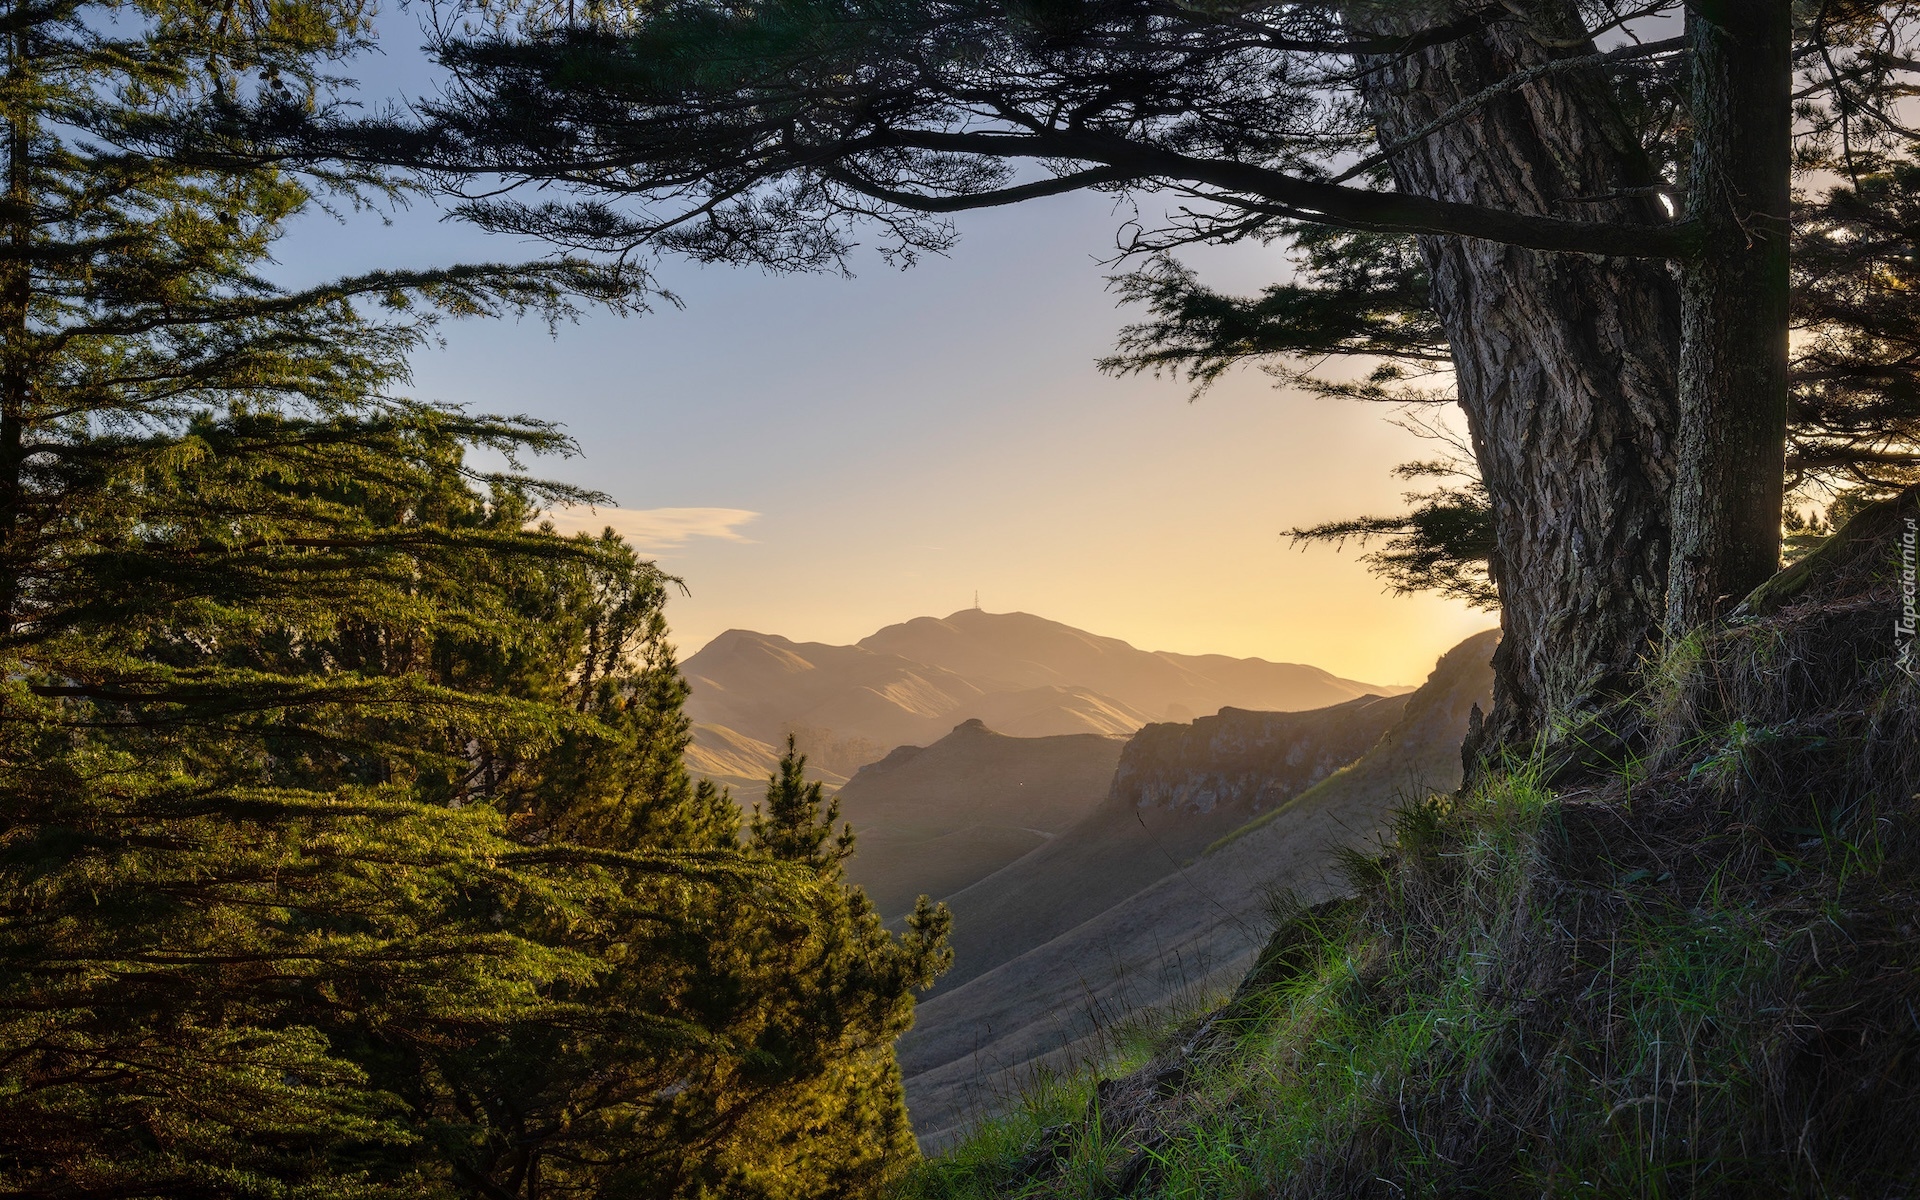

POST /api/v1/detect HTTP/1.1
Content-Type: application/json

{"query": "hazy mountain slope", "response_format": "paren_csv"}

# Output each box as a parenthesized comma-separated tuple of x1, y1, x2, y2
(683, 723, 782, 792)
(896, 630, 1498, 1148)
(680, 612, 1405, 784)
(927, 693, 1407, 997)
(837, 720, 1125, 917)
(959, 685, 1151, 738)
(683, 723, 850, 802)
(860, 609, 1408, 720)
(681, 630, 989, 753)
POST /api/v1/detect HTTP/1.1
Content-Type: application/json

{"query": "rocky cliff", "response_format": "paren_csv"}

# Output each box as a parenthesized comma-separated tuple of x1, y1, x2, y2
(896, 629, 1498, 1149)
(1108, 695, 1408, 817)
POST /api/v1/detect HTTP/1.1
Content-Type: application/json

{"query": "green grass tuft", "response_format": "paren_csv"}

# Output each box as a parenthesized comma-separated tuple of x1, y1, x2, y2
(894, 523, 1920, 1197)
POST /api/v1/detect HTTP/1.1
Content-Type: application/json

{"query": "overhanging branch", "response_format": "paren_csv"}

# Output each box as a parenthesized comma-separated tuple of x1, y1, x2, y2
(875, 129, 1696, 258)
(822, 162, 1134, 212)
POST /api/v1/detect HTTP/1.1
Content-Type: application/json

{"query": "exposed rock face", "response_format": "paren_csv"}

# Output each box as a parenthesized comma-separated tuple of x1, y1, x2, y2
(897, 629, 1499, 1150)
(1110, 695, 1408, 817)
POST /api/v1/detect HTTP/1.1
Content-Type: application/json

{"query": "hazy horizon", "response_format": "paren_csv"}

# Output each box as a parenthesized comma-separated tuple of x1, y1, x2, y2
(270, 19, 1493, 685)
(676, 606, 1490, 688)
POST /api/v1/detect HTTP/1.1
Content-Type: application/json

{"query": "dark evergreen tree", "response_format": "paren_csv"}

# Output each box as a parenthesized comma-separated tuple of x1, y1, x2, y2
(0, 0, 946, 1193)
(715, 738, 953, 1199)
(0, 0, 647, 1184)
(411, 716, 952, 1199)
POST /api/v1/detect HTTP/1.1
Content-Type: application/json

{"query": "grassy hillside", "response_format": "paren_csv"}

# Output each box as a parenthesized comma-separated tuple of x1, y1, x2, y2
(895, 633, 1495, 1150)
(931, 692, 1415, 1000)
(837, 720, 1126, 918)
(893, 496, 1920, 1199)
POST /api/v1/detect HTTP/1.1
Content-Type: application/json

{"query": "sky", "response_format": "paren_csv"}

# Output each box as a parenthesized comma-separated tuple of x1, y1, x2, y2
(273, 18, 1495, 687)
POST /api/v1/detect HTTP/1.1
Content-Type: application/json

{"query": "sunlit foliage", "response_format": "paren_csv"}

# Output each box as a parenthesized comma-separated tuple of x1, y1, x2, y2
(0, 0, 945, 1193)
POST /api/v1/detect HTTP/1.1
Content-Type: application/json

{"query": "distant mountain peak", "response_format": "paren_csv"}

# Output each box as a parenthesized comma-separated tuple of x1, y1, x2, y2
(683, 609, 1412, 787)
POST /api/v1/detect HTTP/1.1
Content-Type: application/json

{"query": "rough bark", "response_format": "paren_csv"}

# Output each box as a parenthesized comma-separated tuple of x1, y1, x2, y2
(1665, 0, 1793, 632)
(1353, 1, 1682, 755)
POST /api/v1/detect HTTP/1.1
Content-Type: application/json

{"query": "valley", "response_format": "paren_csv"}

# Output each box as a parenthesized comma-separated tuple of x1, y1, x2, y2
(679, 610, 1496, 1145)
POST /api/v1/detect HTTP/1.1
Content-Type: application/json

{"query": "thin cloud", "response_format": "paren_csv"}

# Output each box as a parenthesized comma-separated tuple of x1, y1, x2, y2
(537, 505, 761, 552)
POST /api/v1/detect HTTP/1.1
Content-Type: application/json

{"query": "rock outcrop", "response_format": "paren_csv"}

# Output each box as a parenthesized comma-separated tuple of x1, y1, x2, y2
(897, 629, 1499, 1149)
(1109, 695, 1408, 817)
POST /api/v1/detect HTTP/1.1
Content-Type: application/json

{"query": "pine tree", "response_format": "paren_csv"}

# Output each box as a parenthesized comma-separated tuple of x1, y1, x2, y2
(412, 699, 953, 1199)
(0, 0, 728, 1192)
(715, 738, 953, 1199)
(751, 735, 858, 870)
(0, 407, 677, 1195)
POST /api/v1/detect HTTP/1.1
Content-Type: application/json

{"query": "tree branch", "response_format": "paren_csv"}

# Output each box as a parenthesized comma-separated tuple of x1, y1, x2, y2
(823, 162, 1135, 213)
(876, 129, 1696, 257)
(1203, 2, 1513, 58)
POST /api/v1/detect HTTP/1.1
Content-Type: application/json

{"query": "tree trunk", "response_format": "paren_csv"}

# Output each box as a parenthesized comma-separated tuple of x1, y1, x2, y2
(1665, 0, 1793, 632)
(1353, 1, 1681, 756)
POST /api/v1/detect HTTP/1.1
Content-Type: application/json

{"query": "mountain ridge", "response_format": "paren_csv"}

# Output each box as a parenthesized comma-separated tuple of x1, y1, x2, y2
(682, 610, 1409, 796)
(834, 719, 1127, 918)
(891, 629, 1498, 1147)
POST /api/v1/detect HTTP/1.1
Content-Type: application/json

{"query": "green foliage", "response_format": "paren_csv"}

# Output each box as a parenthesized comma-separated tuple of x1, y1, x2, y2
(893, 510, 1920, 1198)
(664, 740, 954, 1198)
(0, 1, 945, 1194)
(1287, 461, 1497, 610)
(0, 2, 619, 1190)
(428, 734, 954, 1199)
(0, 387, 661, 1195)
(752, 735, 859, 870)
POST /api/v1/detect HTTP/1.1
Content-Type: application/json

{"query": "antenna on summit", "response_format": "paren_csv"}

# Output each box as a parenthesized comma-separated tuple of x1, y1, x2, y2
(973, 590, 980, 611)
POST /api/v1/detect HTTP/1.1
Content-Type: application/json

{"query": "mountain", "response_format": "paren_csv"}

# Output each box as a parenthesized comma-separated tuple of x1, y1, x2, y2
(836, 720, 1126, 918)
(893, 629, 1498, 1147)
(680, 611, 1408, 797)
(682, 630, 996, 757)
(923, 692, 1410, 998)
(859, 609, 1406, 722)
(683, 722, 850, 799)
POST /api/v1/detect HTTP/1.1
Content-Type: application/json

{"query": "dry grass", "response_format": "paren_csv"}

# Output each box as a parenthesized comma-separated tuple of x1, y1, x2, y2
(893, 492, 1920, 1200)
